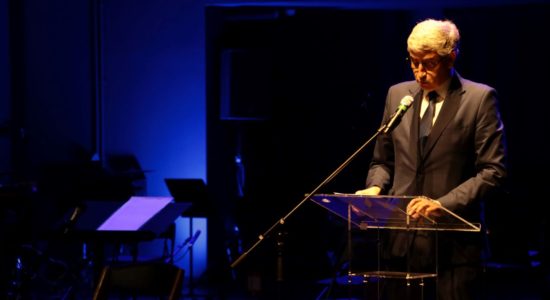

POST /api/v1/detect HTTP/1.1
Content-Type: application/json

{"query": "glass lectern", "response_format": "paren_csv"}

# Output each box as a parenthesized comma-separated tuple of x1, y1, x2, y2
(310, 194, 480, 233)
(310, 194, 481, 298)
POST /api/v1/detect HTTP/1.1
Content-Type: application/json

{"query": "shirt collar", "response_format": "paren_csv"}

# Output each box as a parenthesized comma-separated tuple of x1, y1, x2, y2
(424, 77, 452, 101)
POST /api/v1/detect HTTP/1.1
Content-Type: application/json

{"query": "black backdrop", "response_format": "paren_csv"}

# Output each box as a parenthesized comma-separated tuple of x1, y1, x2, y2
(447, 4, 550, 265)
(206, 3, 550, 293)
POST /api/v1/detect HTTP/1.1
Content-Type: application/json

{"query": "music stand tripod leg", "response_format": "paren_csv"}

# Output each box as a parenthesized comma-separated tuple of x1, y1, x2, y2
(188, 216, 194, 297)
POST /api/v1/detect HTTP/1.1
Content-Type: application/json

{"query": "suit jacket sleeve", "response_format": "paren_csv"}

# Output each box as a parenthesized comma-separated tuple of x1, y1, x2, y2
(437, 88, 507, 211)
(365, 88, 398, 192)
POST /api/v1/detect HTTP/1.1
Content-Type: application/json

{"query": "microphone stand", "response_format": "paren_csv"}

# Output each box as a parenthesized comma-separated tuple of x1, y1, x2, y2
(230, 120, 394, 270)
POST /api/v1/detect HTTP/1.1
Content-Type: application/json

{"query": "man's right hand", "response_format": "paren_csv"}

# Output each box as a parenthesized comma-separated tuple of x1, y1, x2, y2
(355, 186, 381, 195)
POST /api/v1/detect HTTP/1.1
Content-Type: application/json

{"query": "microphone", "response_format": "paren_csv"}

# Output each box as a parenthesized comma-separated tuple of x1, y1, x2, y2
(382, 95, 414, 134)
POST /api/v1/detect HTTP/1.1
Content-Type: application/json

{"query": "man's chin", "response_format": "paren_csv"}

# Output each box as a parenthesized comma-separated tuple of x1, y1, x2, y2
(418, 81, 432, 89)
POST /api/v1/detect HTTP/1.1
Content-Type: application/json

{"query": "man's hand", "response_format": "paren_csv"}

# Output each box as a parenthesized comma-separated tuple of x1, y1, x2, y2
(407, 196, 442, 219)
(355, 186, 381, 195)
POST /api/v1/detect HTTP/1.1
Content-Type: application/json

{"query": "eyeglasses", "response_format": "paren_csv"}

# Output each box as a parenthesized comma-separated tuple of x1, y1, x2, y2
(407, 55, 443, 70)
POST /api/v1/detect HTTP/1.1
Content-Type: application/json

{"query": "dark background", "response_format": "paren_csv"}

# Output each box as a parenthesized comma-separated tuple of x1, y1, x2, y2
(2, 0, 550, 298)
(206, 4, 550, 297)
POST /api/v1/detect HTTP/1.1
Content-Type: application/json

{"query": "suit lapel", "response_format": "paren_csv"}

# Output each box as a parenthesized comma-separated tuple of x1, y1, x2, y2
(421, 75, 464, 159)
(409, 87, 423, 163)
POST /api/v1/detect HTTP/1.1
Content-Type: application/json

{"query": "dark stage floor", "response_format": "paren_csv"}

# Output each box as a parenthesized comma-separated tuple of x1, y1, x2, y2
(2, 239, 547, 299)
(3, 262, 548, 299)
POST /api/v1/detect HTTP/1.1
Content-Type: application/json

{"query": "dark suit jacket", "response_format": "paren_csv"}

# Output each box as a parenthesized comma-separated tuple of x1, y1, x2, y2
(366, 72, 507, 263)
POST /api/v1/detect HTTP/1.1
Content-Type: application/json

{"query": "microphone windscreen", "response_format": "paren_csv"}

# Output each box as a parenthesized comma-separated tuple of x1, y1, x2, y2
(400, 95, 414, 107)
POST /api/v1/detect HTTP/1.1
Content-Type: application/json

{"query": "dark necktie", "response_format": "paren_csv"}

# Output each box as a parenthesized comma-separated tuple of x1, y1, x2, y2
(419, 91, 438, 152)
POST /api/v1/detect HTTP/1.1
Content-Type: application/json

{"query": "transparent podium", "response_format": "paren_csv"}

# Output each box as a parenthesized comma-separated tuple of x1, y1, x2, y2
(310, 194, 481, 298)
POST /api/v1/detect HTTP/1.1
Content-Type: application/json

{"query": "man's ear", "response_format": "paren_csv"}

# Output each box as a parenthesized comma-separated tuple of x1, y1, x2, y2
(445, 50, 457, 68)
(448, 50, 457, 63)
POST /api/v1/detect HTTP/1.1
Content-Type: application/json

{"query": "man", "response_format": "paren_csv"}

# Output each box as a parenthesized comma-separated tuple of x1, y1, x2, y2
(356, 19, 507, 299)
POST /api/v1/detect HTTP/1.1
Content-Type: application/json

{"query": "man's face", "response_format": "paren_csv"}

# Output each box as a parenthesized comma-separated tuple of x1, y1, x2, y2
(408, 50, 455, 90)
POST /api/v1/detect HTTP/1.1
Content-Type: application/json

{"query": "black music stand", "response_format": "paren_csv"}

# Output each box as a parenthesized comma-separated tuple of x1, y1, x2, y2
(66, 196, 190, 284)
(164, 178, 207, 298)
(310, 194, 481, 299)
(71, 197, 190, 243)
(165, 179, 208, 216)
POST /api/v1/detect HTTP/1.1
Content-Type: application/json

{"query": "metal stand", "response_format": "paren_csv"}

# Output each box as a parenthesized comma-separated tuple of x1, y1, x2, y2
(187, 217, 196, 298)
(169, 216, 201, 299)
(230, 123, 386, 270)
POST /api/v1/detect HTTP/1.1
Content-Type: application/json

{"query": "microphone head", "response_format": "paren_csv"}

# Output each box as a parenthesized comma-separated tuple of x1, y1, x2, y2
(400, 95, 414, 107)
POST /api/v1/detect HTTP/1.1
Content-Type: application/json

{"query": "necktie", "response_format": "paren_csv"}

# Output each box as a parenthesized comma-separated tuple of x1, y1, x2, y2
(419, 91, 438, 152)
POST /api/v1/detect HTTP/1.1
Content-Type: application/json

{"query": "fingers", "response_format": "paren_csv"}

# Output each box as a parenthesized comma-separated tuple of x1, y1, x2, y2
(407, 197, 439, 219)
(355, 186, 381, 195)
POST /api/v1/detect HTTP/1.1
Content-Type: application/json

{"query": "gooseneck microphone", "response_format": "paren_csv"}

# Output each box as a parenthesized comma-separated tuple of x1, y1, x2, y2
(382, 95, 414, 134)
(230, 94, 413, 270)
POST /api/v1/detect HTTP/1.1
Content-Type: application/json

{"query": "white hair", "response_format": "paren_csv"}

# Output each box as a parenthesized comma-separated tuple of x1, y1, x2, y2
(407, 19, 460, 57)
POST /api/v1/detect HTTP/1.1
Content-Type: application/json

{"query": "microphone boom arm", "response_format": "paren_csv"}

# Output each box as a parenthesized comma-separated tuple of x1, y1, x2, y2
(230, 124, 388, 268)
